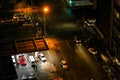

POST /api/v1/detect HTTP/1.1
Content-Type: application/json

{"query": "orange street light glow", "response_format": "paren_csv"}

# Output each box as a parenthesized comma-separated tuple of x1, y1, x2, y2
(43, 7, 49, 13)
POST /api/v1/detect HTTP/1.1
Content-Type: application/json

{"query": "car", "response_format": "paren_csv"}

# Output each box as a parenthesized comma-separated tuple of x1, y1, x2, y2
(13, 12, 25, 22)
(21, 73, 37, 80)
(11, 55, 16, 64)
(28, 55, 36, 63)
(28, 73, 37, 80)
(88, 47, 97, 55)
(100, 54, 109, 62)
(112, 57, 120, 66)
(84, 19, 96, 27)
(34, 52, 40, 62)
(19, 55, 26, 61)
(21, 75, 27, 80)
(102, 65, 111, 73)
(61, 60, 69, 70)
(17, 17, 25, 22)
(23, 22, 33, 27)
(38, 53, 47, 62)
(20, 60, 26, 66)
(15, 13, 25, 19)
(74, 36, 82, 44)
(19, 55, 27, 66)
(13, 12, 24, 19)
(0, 18, 12, 24)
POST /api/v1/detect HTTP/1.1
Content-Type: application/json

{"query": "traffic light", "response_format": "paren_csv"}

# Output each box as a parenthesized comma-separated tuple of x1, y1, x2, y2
(69, 0, 72, 6)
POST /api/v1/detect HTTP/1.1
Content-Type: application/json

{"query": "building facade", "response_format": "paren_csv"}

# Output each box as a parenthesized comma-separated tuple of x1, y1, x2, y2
(96, 0, 120, 59)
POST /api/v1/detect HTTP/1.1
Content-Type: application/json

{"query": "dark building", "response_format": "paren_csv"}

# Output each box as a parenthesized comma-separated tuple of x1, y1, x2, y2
(0, 56, 18, 80)
(0, 0, 16, 18)
(96, 0, 120, 59)
(69, 0, 96, 20)
(0, 0, 18, 79)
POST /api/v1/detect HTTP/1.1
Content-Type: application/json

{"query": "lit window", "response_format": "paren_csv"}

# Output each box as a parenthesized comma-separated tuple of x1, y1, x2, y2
(116, 12, 119, 18)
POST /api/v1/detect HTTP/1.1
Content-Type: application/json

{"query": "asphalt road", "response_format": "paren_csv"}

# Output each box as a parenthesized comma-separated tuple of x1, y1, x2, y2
(27, 0, 119, 79)
(46, 38, 108, 80)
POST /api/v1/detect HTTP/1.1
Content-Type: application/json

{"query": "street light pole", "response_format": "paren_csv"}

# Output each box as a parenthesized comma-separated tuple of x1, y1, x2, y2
(44, 11, 46, 37)
(43, 7, 48, 37)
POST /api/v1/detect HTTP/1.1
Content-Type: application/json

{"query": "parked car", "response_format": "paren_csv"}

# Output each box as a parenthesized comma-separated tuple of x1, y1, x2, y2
(13, 12, 25, 22)
(102, 65, 111, 73)
(61, 60, 69, 70)
(28, 55, 36, 63)
(0, 18, 12, 24)
(38, 53, 47, 62)
(19, 55, 26, 66)
(21, 75, 27, 80)
(35, 51, 40, 62)
(21, 73, 36, 80)
(11, 55, 16, 64)
(23, 22, 33, 27)
(28, 73, 37, 80)
(88, 47, 97, 55)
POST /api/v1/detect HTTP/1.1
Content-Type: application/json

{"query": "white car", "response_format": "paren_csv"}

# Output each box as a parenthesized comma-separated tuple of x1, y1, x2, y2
(11, 55, 16, 64)
(38, 53, 47, 62)
(61, 60, 69, 70)
(88, 48, 97, 55)
(21, 75, 27, 80)
(28, 55, 36, 63)
(84, 19, 96, 27)
(28, 73, 36, 80)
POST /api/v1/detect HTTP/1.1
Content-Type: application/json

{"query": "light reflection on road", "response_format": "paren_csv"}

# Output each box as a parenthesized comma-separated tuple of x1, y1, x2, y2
(39, 62, 56, 72)
(75, 44, 104, 80)
(75, 44, 92, 63)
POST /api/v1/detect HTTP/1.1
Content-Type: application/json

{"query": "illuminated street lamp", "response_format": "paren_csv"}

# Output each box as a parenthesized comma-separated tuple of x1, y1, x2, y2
(43, 7, 49, 37)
